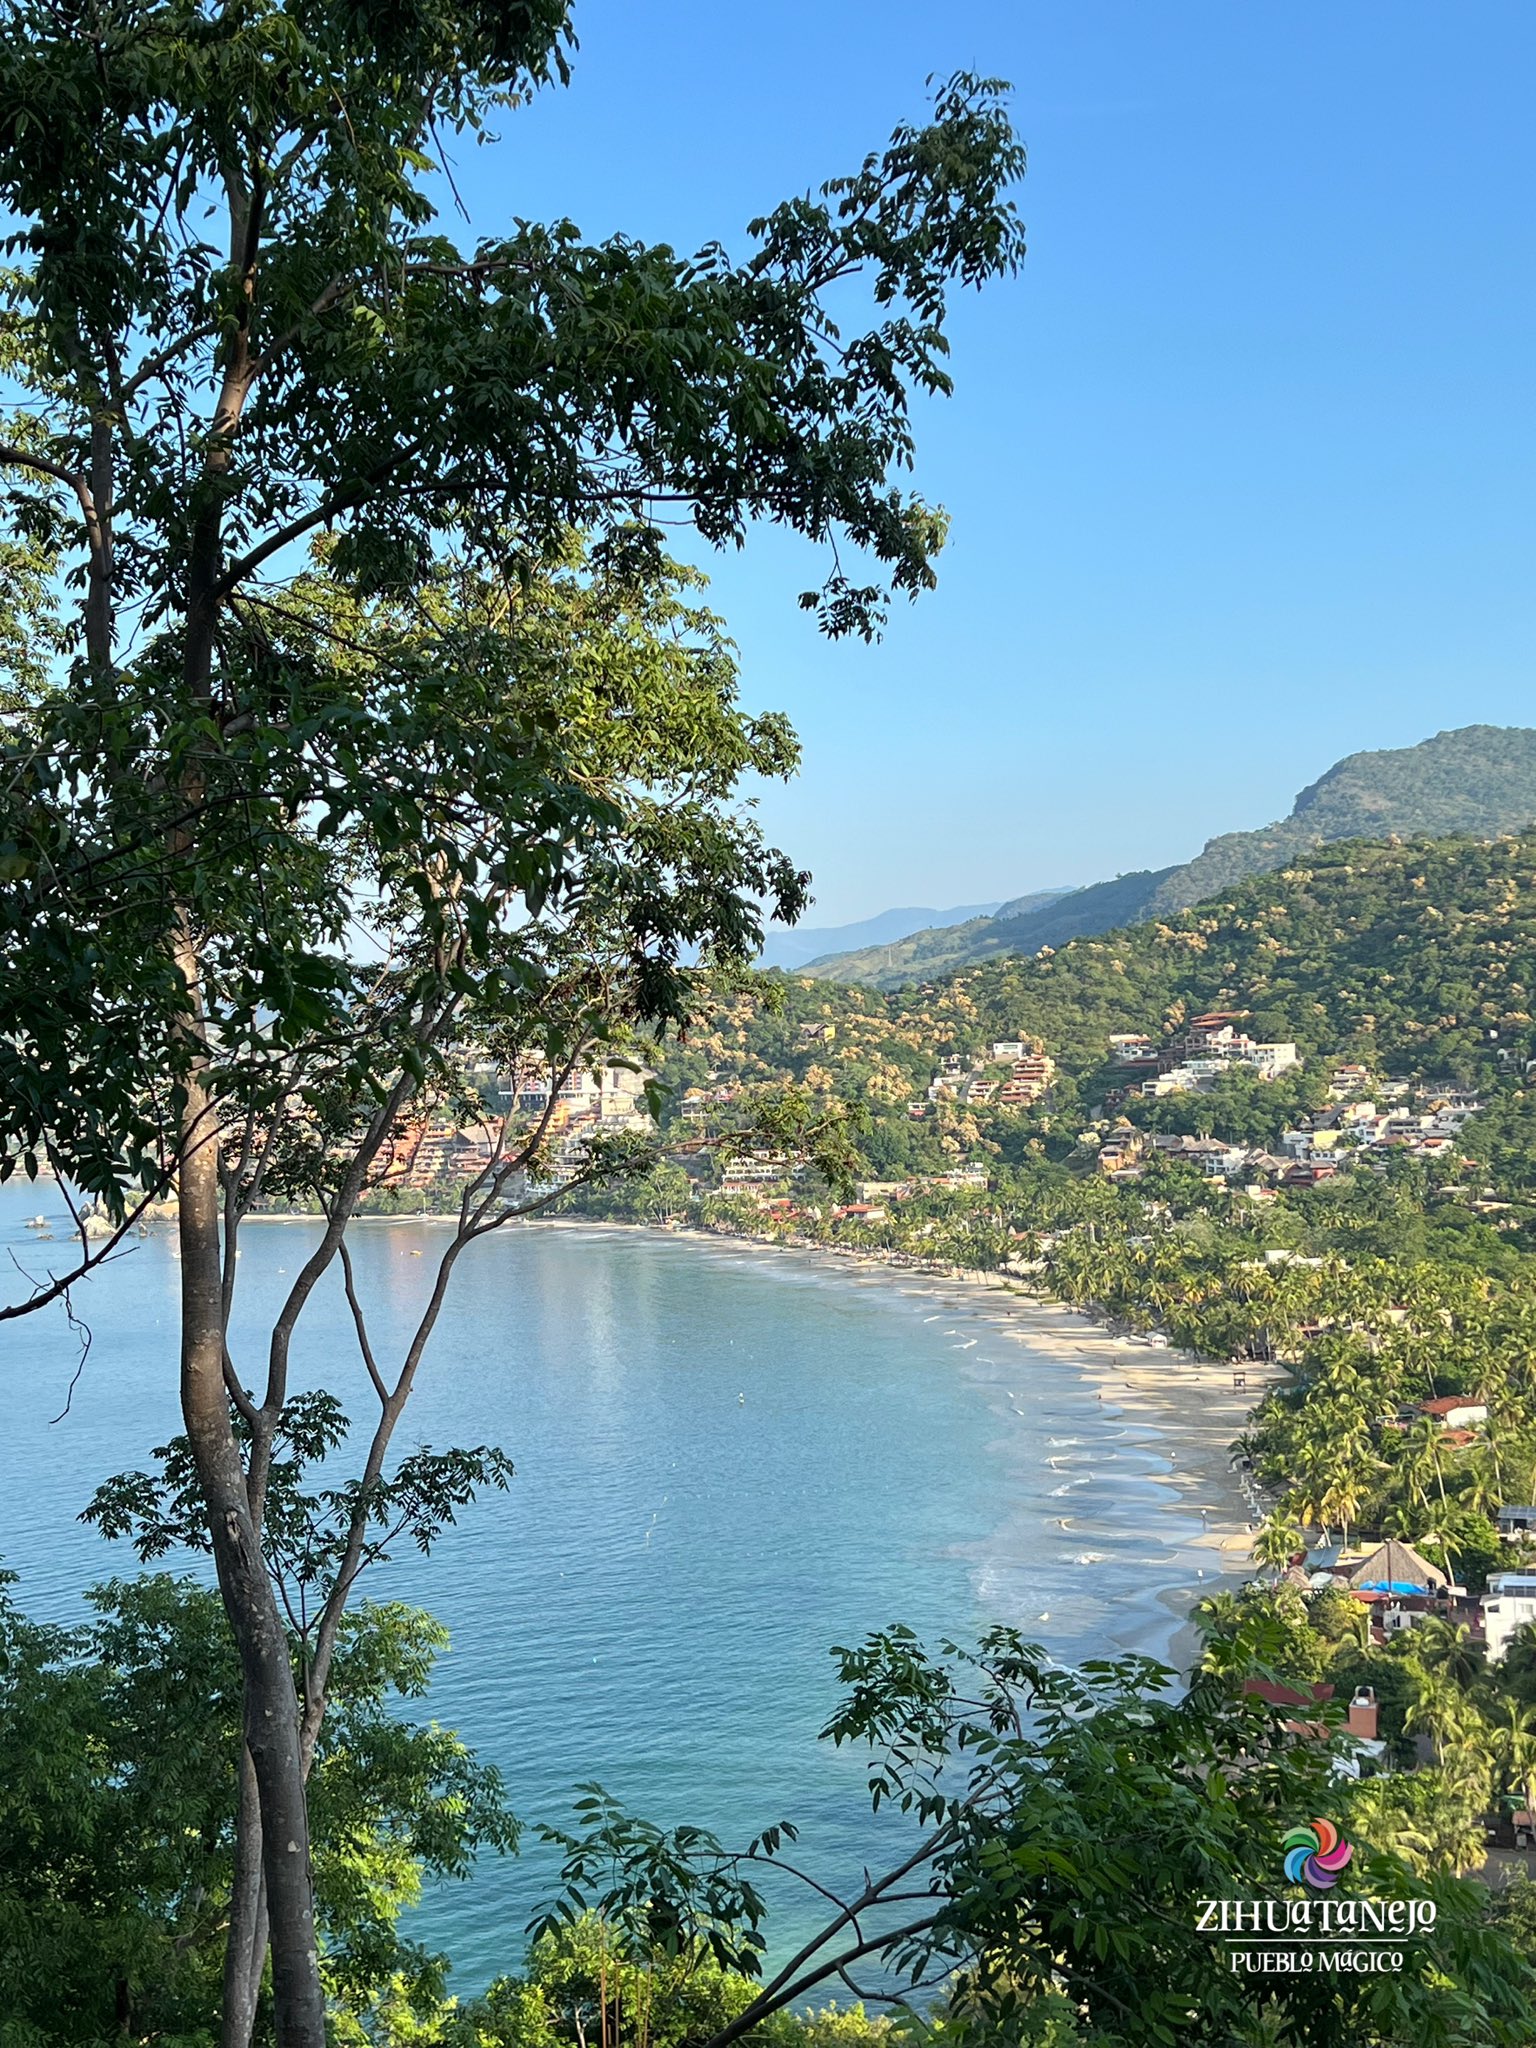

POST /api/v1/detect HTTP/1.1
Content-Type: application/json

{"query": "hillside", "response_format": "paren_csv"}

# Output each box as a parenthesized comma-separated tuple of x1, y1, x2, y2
(758, 896, 1013, 970)
(801, 868, 1178, 983)
(803, 725, 1536, 987)
(652, 829, 1536, 1192)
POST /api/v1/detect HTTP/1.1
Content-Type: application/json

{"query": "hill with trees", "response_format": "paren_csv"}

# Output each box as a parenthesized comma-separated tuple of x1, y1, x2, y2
(689, 827, 1536, 1106)
(755, 893, 1018, 970)
(803, 725, 1536, 986)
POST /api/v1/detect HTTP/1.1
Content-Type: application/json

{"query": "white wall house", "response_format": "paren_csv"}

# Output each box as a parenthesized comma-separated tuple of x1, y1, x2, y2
(1483, 1572, 1536, 1659)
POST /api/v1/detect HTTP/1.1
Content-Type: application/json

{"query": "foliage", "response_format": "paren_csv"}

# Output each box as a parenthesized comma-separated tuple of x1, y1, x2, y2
(0, 1572, 515, 2045)
(489, 1626, 1536, 2048)
(369, 1918, 899, 2048)
(0, 31, 1025, 2009)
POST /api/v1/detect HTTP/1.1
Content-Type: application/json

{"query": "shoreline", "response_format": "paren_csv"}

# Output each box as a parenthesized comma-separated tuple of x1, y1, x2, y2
(538, 1216, 1272, 1673)
(233, 1207, 1270, 1675)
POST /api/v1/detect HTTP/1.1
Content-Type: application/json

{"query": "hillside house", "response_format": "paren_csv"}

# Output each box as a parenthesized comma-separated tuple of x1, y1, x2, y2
(1098, 1127, 1147, 1177)
(1164, 1015, 1300, 1079)
(1151, 1134, 1250, 1176)
(1418, 1396, 1489, 1430)
(1108, 1033, 1159, 1067)
(1483, 1572, 1536, 1659)
(1329, 1064, 1373, 1098)
(928, 1163, 990, 1191)
(1280, 1163, 1338, 1188)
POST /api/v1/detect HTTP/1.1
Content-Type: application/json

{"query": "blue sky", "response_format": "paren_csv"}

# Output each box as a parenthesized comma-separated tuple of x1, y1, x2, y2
(452, 2, 1536, 924)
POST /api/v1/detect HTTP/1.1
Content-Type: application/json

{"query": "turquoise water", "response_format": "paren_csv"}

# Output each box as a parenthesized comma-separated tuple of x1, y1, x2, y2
(0, 1191, 1218, 1992)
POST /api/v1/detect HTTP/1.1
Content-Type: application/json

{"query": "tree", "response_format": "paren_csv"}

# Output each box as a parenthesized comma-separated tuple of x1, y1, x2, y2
(0, 1570, 515, 2045)
(1412, 1618, 1488, 1693)
(1404, 1667, 1479, 1766)
(1491, 1697, 1536, 1818)
(0, 15, 1024, 2040)
(1252, 1515, 1304, 1571)
(512, 1626, 1534, 2048)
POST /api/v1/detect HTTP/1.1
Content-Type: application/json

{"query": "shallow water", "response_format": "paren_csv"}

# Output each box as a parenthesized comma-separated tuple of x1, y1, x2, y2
(0, 1193, 1220, 1991)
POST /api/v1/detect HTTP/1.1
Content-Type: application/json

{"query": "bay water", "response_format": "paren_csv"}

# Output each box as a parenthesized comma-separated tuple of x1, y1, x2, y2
(0, 1189, 1218, 1992)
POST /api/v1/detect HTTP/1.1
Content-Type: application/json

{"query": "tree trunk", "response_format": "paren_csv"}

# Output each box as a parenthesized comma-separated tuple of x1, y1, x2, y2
(178, 1063, 327, 2048)
(222, 1745, 269, 2048)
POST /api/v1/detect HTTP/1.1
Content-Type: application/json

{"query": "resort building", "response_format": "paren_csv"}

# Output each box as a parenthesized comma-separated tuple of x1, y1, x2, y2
(507, 1059, 653, 1128)
(376, 1117, 499, 1191)
(721, 1151, 793, 1187)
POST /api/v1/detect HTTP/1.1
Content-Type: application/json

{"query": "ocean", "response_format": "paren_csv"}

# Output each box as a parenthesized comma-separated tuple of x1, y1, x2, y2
(0, 1190, 1222, 1992)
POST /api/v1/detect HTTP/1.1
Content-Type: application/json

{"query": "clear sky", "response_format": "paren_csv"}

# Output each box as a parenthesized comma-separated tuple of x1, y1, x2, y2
(452, 2, 1536, 924)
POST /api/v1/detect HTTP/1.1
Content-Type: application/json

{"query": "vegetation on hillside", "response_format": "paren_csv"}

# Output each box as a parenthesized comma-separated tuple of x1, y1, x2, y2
(658, 832, 1536, 1140)
(805, 725, 1536, 988)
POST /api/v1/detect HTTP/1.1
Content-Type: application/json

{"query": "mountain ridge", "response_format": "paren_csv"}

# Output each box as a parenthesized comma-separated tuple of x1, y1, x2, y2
(757, 898, 1015, 971)
(801, 725, 1536, 987)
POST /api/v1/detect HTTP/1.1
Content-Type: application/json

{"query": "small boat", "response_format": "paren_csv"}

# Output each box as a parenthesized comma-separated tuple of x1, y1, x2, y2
(24, 1214, 47, 1228)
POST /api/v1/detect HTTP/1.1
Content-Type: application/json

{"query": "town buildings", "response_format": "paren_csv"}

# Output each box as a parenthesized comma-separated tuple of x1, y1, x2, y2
(1140, 1014, 1300, 1096)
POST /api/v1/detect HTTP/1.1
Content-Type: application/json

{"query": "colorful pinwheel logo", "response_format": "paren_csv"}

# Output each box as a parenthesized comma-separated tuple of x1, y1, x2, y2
(1282, 1818, 1353, 1889)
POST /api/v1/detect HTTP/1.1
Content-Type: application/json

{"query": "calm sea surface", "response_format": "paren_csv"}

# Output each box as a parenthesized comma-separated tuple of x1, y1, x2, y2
(0, 1188, 1217, 1991)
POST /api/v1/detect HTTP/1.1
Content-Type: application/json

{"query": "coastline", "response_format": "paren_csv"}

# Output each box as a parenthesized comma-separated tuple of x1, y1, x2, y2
(533, 1216, 1272, 1674)
(236, 1207, 1269, 1676)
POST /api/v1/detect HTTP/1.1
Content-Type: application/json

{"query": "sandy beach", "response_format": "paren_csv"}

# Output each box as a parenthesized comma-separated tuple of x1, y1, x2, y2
(241, 1207, 1271, 1673)
(529, 1217, 1273, 1672)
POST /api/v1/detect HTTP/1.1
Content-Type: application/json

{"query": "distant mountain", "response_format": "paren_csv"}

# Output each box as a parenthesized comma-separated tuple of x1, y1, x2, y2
(783, 889, 1070, 976)
(802, 725, 1536, 987)
(758, 899, 1015, 972)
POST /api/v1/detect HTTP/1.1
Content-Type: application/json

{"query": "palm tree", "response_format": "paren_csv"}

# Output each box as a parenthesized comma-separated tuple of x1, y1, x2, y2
(1404, 1668, 1473, 1764)
(1414, 1618, 1488, 1692)
(1253, 1517, 1303, 1572)
(1403, 1415, 1452, 1515)
(1319, 1450, 1378, 1554)
(1460, 1449, 1504, 1520)
(1492, 1697, 1536, 1818)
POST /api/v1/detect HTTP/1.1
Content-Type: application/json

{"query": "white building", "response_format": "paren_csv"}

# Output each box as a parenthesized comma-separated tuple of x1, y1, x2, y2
(721, 1151, 792, 1186)
(1483, 1572, 1536, 1659)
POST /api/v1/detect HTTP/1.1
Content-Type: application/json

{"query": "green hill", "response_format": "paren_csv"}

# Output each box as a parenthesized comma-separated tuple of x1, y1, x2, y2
(666, 828, 1536, 1164)
(803, 725, 1536, 987)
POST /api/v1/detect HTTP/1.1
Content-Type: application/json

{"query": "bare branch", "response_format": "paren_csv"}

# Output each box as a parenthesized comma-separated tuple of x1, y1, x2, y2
(0, 1179, 168, 1324)
(337, 1236, 389, 1407)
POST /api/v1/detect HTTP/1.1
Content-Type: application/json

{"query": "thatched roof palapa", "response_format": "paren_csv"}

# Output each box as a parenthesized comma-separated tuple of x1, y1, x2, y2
(1346, 1538, 1447, 1594)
